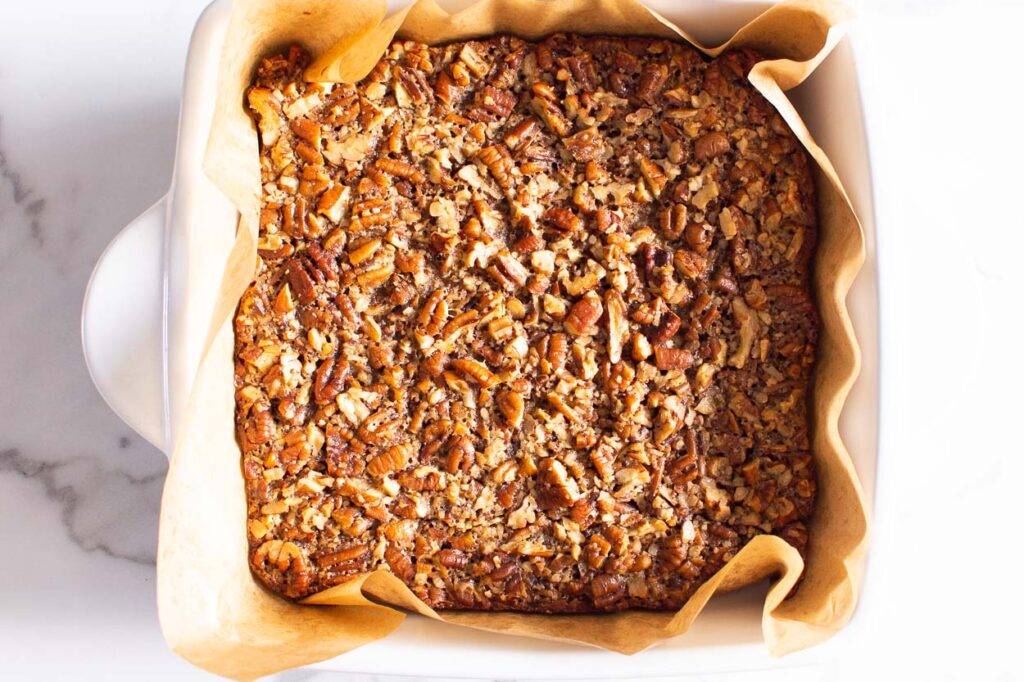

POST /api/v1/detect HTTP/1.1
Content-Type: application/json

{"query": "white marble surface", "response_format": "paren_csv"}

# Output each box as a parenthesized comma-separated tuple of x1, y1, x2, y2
(1, 0, 1021, 679)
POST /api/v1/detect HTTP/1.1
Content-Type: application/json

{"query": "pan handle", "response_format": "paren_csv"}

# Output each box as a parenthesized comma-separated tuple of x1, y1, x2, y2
(81, 196, 170, 455)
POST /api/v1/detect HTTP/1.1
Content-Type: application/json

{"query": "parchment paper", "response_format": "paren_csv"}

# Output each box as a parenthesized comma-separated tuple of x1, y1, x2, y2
(157, 0, 869, 677)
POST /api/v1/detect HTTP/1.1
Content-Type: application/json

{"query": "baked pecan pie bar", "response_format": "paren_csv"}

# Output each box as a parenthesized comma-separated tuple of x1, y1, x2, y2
(235, 35, 818, 611)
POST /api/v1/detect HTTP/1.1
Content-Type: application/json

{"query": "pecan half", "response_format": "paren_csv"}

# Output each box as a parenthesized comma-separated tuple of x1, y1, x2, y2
(542, 207, 582, 235)
(313, 355, 349, 404)
(695, 131, 731, 160)
(653, 346, 694, 371)
(564, 292, 604, 336)
(534, 458, 580, 511)
(495, 390, 524, 429)
(286, 258, 317, 305)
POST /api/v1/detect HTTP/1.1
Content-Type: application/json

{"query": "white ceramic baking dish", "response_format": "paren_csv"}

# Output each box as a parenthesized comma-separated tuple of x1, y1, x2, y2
(81, 0, 879, 676)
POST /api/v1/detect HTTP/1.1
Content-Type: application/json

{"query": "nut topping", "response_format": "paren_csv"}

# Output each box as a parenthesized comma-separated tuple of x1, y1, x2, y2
(239, 38, 818, 610)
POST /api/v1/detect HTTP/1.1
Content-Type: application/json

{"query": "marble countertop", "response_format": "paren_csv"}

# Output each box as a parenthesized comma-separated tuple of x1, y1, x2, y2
(1, 0, 1019, 679)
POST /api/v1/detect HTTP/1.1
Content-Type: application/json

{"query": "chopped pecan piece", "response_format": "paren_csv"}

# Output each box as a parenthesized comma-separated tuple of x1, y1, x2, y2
(650, 311, 682, 345)
(562, 127, 604, 162)
(418, 289, 448, 335)
(591, 574, 626, 609)
(385, 545, 415, 580)
(534, 458, 580, 510)
(639, 158, 668, 197)
(438, 549, 469, 569)
(488, 253, 530, 290)
(247, 87, 283, 146)
(564, 53, 600, 91)
(503, 117, 539, 150)
(435, 69, 461, 105)
(367, 442, 414, 477)
(605, 290, 629, 364)
(546, 393, 581, 424)
(395, 66, 434, 105)
(659, 204, 688, 240)
(375, 158, 426, 184)
(476, 144, 516, 191)
(452, 357, 498, 388)
(358, 408, 402, 445)
(459, 43, 491, 78)
(445, 436, 476, 474)
(531, 95, 572, 137)
(684, 222, 712, 253)
(244, 406, 274, 446)
(512, 232, 544, 254)
(470, 85, 518, 121)
(316, 544, 369, 568)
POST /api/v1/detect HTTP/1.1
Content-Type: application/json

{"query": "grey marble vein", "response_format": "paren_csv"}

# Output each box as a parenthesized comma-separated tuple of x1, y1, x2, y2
(0, 116, 46, 245)
(0, 101, 175, 572)
(0, 448, 163, 565)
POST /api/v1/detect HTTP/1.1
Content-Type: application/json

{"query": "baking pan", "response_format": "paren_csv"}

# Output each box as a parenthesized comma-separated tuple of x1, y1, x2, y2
(81, 0, 878, 675)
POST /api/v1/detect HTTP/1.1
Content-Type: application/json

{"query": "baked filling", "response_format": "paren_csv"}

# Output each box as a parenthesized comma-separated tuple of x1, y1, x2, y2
(235, 35, 818, 611)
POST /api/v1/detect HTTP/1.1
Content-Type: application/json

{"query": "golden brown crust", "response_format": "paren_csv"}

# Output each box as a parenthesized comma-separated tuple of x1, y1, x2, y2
(235, 35, 818, 611)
